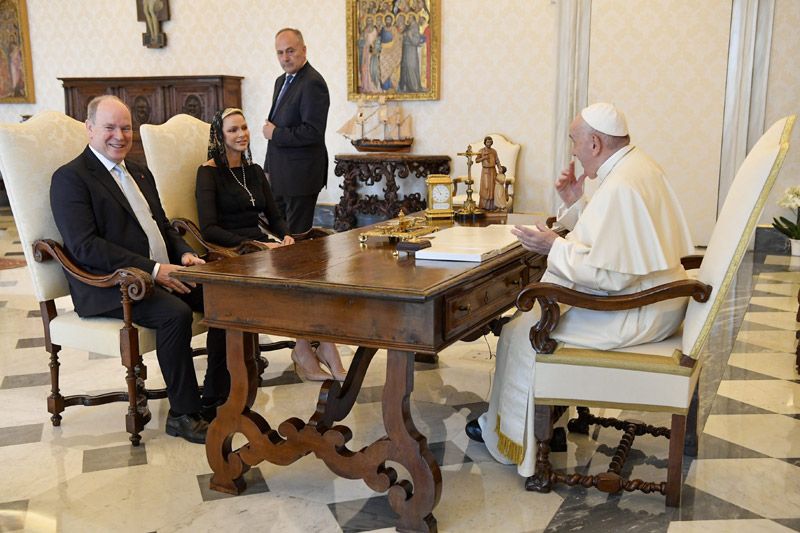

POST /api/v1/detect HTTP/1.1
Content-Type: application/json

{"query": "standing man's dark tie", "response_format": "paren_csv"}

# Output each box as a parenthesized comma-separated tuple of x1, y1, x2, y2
(271, 74, 295, 119)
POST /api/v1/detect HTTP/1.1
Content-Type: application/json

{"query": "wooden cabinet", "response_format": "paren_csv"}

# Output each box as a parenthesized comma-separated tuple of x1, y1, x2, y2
(60, 75, 243, 165)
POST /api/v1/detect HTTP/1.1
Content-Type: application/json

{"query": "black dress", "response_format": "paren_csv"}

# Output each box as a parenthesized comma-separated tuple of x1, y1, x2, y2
(196, 163, 290, 247)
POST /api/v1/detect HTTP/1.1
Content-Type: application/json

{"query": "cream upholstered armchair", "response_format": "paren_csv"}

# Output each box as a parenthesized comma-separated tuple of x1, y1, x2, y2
(139, 113, 242, 261)
(141, 114, 330, 258)
(141, 113, 296, 360)
(0, 111, 205, 446)
(454, 133, 520, 212)
(517, 115, 795, 506)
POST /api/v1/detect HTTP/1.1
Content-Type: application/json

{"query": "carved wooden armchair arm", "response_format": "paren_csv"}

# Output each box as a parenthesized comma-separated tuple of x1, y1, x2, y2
(515, 279, 712, 355)
(169, 218, 239, 262)
(33, 239, 154, 327)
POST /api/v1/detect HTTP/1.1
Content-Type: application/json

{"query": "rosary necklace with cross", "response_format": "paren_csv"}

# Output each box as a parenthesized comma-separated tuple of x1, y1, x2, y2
(229, 166, 255, 206)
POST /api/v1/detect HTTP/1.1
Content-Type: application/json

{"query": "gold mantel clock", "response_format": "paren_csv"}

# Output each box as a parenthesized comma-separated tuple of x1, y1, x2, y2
(425, 174, 454, 219)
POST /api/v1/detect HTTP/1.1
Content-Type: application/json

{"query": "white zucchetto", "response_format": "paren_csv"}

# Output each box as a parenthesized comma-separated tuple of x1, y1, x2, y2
(581, 102, 629, 136)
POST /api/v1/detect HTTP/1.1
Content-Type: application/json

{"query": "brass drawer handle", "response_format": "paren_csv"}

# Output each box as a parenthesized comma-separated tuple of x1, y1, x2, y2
(458, 303, 471, 312)
(510, 278, 521, 286)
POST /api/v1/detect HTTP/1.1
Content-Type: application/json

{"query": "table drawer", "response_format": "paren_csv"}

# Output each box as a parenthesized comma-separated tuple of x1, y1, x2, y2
(444, 262, 529, 339)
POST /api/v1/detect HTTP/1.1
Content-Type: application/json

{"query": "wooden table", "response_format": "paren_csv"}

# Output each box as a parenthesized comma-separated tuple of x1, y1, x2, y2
(333, 153, 451, 232)
(176, 214, 547, 532)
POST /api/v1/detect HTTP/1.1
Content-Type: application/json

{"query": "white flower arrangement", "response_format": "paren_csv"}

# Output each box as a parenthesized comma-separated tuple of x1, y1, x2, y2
(773, 186, 800, 240)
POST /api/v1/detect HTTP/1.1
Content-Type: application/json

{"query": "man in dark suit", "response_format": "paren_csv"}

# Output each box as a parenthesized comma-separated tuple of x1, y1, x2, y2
(263, 27, 330, 234)
(50, 95, 228, 444)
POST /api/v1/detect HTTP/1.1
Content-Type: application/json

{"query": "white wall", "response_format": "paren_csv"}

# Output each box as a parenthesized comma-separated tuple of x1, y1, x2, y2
(4, 1, 798, 240)
(762, 0, 800, 227)
(587, 0, 732, 245)
(1, 0, 559, 211)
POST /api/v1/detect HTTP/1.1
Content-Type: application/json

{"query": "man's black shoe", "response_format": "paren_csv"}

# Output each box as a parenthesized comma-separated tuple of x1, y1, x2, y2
(465, 419, 484, 443)
(166, 412, 209, 444)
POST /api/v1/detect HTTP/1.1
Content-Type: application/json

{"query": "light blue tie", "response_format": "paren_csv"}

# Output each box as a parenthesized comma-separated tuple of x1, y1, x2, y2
(113, 164, 170, 265)
(273, 74, 295, 111)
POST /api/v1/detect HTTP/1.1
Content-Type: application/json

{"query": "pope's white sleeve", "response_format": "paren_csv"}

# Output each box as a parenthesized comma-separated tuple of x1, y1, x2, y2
(555, 197, 586, 231)
(546, 237, 638, 292)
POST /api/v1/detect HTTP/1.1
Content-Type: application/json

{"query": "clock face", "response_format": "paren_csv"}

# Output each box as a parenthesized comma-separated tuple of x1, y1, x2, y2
(432, 183, 451, 205)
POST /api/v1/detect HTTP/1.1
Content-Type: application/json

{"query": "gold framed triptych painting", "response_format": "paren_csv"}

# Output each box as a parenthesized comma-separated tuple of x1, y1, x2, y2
(346, 0, 440, 101)
(0, 0, 34, 103)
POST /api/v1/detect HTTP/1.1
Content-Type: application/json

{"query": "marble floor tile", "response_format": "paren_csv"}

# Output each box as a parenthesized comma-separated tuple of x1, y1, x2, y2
(734, 330, 798, 353)
(0, 499, 28, 532)
(727, 352, 798, 379)
(685, 458, 800, 518)
(197, 468, 270, 502)
(742, 311, 798, 331)
(716, 380, 800, 414)
(702, 414, 800, 457)
(749, 297, 800, 313)
(0, 422, 42, 447)
(82, 443, 148, 473)
(695, 433, 770, 460)
(2, 219, 800, 531)
(667, 519, 796, 532)
(0, 371, 50, 389)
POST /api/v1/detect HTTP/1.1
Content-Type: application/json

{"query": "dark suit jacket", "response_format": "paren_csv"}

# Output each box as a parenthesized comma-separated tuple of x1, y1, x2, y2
(50, 146, 194, 317)
(265, 61, 330, 197)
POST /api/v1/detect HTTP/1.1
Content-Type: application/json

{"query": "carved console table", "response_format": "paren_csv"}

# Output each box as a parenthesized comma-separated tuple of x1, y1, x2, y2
(333, 153, 450, 232)
(60, 75, 243, 166)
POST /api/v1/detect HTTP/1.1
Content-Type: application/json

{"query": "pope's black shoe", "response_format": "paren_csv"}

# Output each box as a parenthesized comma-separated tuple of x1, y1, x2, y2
(166, 412, 209, 444)
(465, 419, 484, 443)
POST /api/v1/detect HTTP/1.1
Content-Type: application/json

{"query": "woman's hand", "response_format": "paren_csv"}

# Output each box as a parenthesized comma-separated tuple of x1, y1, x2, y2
(282, 235, 295, 246)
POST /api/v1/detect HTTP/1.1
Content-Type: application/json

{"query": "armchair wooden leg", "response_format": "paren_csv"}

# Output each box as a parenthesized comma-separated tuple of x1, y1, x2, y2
(120, 322, 144, 447)
(46, 343, 64, 426)
(567, 406, 592, 435)
(42, 301, 64, 426)
(684, 387, 700, 457)
(666, 414, 686, 507)
(526, 405, 555, 492)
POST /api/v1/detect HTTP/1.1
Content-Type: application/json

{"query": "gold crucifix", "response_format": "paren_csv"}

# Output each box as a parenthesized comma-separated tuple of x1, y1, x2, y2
(455, 145, 484, 218)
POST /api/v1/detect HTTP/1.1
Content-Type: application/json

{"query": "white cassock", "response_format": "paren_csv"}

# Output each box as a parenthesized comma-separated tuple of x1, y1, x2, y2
(478, 145, 695, 476)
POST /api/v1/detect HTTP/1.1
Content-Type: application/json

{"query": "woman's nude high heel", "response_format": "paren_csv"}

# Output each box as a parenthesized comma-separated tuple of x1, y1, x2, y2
(291, 349, 332, 382)
(315, 342, 347, 382)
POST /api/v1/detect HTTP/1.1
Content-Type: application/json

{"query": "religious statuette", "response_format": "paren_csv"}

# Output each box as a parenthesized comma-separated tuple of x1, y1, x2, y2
(424, 174, 454, 219)
(455, 145, 485, 220)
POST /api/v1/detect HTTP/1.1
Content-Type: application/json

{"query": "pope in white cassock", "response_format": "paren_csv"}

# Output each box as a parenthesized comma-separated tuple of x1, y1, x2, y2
(466, 103, 695, 484)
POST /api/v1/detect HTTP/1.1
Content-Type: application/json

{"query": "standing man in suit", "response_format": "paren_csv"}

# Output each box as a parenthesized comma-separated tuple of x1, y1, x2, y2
(50, 95, 228, 444)
(263, 28, 330, 234)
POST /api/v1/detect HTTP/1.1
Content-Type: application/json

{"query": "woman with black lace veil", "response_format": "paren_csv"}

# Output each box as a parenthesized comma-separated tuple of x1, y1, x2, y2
(196, 108, 347, 382)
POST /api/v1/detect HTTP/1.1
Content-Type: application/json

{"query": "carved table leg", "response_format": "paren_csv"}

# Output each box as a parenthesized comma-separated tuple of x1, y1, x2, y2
(383, 349, 441, 533)
(334, 160, 359, 232)
(207, 329, 263, 495)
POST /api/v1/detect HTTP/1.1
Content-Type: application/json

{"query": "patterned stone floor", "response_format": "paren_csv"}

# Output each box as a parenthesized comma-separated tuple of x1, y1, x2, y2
(1, 204, 800, 532)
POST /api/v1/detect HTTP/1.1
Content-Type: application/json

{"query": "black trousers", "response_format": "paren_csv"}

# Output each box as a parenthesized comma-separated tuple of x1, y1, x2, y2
(95, 285, 229, 414)
(275, 193, 319, 234)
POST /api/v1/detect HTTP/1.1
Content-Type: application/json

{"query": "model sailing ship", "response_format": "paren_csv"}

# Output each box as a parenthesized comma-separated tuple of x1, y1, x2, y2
(337, 97, 413, 152)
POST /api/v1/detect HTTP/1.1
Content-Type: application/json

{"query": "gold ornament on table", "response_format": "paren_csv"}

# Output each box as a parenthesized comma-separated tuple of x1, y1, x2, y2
(358, 211, 438, 244)
(425, 174, 455, 219)
(455, 145, 485, 220)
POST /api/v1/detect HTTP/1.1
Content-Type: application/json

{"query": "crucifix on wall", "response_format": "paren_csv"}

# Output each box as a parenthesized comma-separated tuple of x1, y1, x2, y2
(137, 0, 170, 48)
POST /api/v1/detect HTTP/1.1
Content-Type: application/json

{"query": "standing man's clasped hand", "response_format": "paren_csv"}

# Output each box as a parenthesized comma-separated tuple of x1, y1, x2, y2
(511, 224, 558, 255)
(555, 160, 587, 208)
